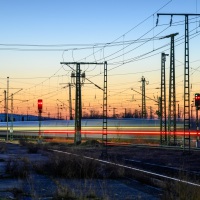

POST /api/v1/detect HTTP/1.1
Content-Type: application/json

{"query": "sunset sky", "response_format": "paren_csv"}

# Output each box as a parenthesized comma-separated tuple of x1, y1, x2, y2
(0, 0, 200, 119)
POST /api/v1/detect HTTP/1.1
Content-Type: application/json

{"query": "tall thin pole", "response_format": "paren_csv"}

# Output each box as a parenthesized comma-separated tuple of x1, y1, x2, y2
(160, 33, 178, 145)
(10, 94, 13, 140)
(4, 90, 6, 122)
(160, 53, 168, 145)
(157, 13, 200, 152)
(60, 62, 103, 145)
(168, 34, 177, 145)
(69, 83, 73, 120)
(184, 15, 190, 152)
(141, 76, 147, 118)
(6, 77, 9, 141)
(75, 63, 81, 144)
(102, 61, 108, 157)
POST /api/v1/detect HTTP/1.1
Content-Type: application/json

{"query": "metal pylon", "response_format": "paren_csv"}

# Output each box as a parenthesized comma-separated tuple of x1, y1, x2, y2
(168, 33, 178, 145)
(160, 33, 178, 145)
(68, 83, 73, 120)
(184, 15, 190, 152)
(141, 76, 147, 118)
(75, 63, 82, 145)
(102, 61, 108, 157)
(60, 61, 104, 145)
(157, 13, 200, 152)
(160, 53, 168, 145)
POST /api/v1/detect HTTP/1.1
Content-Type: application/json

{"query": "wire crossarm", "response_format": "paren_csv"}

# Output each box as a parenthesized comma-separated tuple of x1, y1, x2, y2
(61, 61, 105, 145)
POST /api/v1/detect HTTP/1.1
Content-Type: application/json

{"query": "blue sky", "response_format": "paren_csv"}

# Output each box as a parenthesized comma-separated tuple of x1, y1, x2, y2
(0, 0, 200, 117)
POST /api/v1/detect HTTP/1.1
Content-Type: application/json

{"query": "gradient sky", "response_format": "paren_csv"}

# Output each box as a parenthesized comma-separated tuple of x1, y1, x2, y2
(0, 0, 200, 119)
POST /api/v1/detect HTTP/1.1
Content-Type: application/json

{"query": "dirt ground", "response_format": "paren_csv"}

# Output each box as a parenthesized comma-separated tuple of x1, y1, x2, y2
(0, 141, 164, 200)
(47, 142, 200, 173)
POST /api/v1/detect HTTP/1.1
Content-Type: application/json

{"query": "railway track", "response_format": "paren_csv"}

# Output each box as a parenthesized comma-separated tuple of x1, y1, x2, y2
(49, 148, 200, 189)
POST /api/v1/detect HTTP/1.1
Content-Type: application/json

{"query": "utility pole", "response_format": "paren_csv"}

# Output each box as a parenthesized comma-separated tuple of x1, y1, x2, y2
(3, 77, 22, 141)
(6, 88, 23, 140)
(140, 76, 148, 118)
(4, 90, 6, 122)
(157, 13, 200, 153)
(113, 108, 117, 118)
(195, 93, 200, 147)
(57, 104, 59, 119)
(74, 63, 82, 144)
(68, 83, 73, 120)
(10, 94, 13, 140)
(102, 61, 108, 158)
(160, 33, 178, 145)
(124, 108, 127, 118)
(131, 88, 159, 108)
(59, 83, 73, 120)
(38, 99, 43, 141)
(178, 104, 180, 118)
(6, 77, 9, 141)
(150, 106, 153, 119)
(160, 53, 168, 145)
(60, 62, 104, 145)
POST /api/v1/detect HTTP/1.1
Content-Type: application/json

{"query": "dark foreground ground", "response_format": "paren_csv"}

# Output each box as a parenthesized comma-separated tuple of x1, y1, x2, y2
(0, 140, 200, 199)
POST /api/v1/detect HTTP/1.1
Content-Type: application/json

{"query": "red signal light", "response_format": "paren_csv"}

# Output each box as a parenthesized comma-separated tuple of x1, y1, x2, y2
(195, 93, 200, 107)
(38, 99, 43, 111)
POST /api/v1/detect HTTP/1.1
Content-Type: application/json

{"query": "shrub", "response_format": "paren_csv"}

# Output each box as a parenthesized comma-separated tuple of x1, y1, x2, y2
(0, 142, 7, 153)
(6, 157, 30, 178)
(53, 182, 76, 200)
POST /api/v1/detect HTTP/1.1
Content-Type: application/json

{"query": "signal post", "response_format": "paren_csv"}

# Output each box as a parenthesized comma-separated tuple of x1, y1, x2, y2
(38, 99, 43, 141)
(195, 94, 200, 147)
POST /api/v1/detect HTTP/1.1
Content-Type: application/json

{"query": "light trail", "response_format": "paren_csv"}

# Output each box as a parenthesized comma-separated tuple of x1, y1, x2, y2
(42, 129, 198, 136)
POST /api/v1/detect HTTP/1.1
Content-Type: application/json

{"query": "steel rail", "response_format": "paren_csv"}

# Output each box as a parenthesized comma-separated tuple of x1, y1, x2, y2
(50, 149, 200, 188)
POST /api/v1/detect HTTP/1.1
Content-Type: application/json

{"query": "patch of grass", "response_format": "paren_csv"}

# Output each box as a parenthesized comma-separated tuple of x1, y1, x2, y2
(33, 152, 125, 180)
(18, 140, 40, 153)
(53, 181, 105, 200)
(53, 182, 76, 200)
(0, 142, 7, 153)
(9, 187, 24, 199)
(81, 140, 101, 147)
(19, 138, 29, 146)
(6, 157, 30, 178)
(26, 143, 39, 154)
(162, 181, 200, 200)
(34, 153, 101, 179)
(161, 169, 200, 200)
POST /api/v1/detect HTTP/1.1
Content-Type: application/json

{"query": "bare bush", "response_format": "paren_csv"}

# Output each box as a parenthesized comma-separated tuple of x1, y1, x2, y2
(34, 152, 125, 180)
(162, 176, 200, 200)
(53, 182, 76, 200)
(6, 157, 30, 178)
(0, 142, 7, 153)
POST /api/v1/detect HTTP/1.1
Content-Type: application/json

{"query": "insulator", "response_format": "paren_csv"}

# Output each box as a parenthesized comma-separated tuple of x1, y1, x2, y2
(170, 15, 173, 26)
(81, 72, 85, 83)
(81, 72, 85, 78)
(156, 17, 159, 26)
(71, 71, 75, 84)
(71, 71, 75, 78)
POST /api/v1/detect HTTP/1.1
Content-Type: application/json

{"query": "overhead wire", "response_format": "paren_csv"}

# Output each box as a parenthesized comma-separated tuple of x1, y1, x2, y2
(75, 0, 173, 63)
(6, 0, 200, 114)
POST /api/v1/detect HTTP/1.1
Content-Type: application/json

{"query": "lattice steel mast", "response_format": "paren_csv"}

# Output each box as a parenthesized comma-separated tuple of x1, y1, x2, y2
(68, 83, 73, 120)
(157, 13, 200, 152)
(102, 61, 108, 157)
(161, 33, 178, 145)
(61, 62, 104, 145)
(141, 76, 148, 118)
(160, 53, 168, 145)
